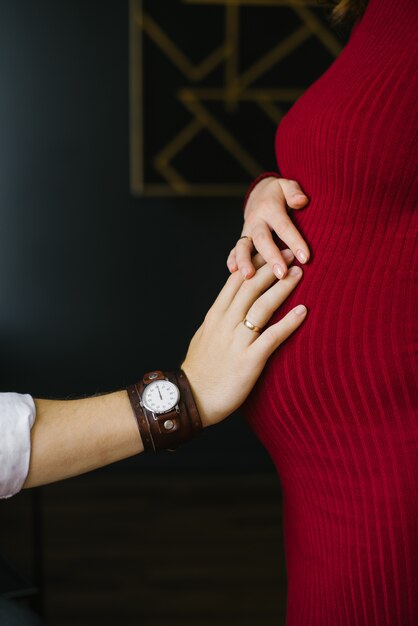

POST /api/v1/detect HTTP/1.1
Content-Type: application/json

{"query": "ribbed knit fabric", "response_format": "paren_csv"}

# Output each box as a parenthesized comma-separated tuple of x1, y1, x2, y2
(242, 1, 418, 624)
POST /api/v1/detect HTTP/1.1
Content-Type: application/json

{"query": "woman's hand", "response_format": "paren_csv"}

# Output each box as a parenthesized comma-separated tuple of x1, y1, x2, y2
(181, 251, 307, 427)
(227, 176, 310, 281)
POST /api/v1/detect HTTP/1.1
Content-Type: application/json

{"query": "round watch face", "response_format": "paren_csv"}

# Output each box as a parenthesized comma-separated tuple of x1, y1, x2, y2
(142, 380, 180, 414)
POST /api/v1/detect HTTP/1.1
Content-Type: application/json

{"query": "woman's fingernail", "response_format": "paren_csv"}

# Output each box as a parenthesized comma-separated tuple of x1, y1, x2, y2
(273, 264, 284, 279)
(296, 249, 307, 263)
(294, 305, 307, 316)
(288, 265, 302, 277)
(281, 249, 294, 262)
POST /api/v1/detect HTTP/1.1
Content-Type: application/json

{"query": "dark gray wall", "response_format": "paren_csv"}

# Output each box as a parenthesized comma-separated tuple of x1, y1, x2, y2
(0, 0, 276, 472)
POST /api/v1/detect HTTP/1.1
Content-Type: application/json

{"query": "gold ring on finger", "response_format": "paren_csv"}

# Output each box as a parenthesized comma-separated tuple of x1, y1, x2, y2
(243, 318, 262, 333)
(238, 235, 253, 245)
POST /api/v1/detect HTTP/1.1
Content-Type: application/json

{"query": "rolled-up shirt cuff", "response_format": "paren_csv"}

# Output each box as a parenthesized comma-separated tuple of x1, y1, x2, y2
(0, 393, 36, 499)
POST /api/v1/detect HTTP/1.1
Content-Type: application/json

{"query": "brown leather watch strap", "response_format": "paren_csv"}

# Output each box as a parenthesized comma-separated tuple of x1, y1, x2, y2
(127, 369, 203, 453)
(173, 370, 202, 435)
(126, 383, 155, 451)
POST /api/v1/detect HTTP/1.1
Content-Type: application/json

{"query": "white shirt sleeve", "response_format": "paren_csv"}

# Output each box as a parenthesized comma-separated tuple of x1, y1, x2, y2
(0, 393, 36, 499)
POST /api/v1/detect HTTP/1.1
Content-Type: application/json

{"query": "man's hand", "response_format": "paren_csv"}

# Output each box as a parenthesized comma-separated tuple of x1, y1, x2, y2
(227, 176, 310, 280)
(181, 252, 307, 427)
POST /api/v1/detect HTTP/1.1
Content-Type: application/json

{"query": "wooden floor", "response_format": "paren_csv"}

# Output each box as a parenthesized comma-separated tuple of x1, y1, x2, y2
(0, 473, 287, 626)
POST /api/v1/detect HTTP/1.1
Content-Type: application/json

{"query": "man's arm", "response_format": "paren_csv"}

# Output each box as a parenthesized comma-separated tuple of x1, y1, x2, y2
(19, 252, 307, 491)
(25, 391, 143, 489)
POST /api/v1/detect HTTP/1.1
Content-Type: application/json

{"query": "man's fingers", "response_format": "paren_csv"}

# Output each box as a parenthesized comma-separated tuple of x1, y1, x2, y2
(279, 178, 309, 210)
(250, 304, 308, 360)
(211, 253, 267, 314)
(227, 252, 298, 324)
(252, 252, 268, 271)
(209, 270, 245, 315)
(242, 265, 303, 337)
(227, 263, 278, 322)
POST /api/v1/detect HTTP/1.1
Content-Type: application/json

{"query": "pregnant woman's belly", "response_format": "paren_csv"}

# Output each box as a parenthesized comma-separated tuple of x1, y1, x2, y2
(242, 4, 418, 623)
(243, 189, 418, 626)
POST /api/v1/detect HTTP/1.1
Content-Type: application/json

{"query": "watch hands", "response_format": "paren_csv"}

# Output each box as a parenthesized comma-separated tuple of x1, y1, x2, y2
(157, 385, 163, 400)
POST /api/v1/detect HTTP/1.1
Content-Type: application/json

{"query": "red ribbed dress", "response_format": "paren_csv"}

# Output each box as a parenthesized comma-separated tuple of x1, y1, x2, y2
(242, 0, 418, 624)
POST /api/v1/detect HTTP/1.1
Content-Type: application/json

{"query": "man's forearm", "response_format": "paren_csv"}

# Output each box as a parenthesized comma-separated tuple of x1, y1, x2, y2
(24, 391, 143, 489)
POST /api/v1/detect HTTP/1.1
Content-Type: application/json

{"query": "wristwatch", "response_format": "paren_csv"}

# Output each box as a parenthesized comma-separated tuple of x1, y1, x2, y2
(127, 370, 203, 452)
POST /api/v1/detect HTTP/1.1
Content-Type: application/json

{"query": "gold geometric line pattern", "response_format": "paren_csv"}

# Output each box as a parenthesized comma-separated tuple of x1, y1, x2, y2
(230, 25, 311, 97)
(178, 89, 264, 176)
(171, 88, 306, 100)
(130, 0, 343, 196)
(139, 12, 228, 81)
(225, 4, 239, 111)
(290, 3, 343, 56)
(154, 119, 203, 193)
(257, 100, 286, 124)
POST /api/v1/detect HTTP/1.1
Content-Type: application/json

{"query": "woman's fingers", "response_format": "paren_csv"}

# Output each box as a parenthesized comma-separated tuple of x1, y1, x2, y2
(234, 236, 256, 279)
(228, 228, 296, 279)
(270, 211, 310, 265)
(278, 178, 309, 210)
(251, 222, 292, 280)
(227, 249, 238, 272)
(250, 304, 307, 361)
(233, 229, 294, 280)
(235, 211, 309, 279)
(227, 247, 268, 273)
(232, 176, 311, 276)
(241, 265, 303, 339)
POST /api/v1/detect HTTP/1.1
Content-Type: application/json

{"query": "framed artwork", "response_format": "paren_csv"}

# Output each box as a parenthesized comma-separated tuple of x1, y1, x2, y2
(129, 0, 342, 197)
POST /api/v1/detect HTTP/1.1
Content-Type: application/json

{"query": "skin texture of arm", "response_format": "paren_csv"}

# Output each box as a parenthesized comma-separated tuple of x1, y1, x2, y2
(24, 391, 144, 489)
